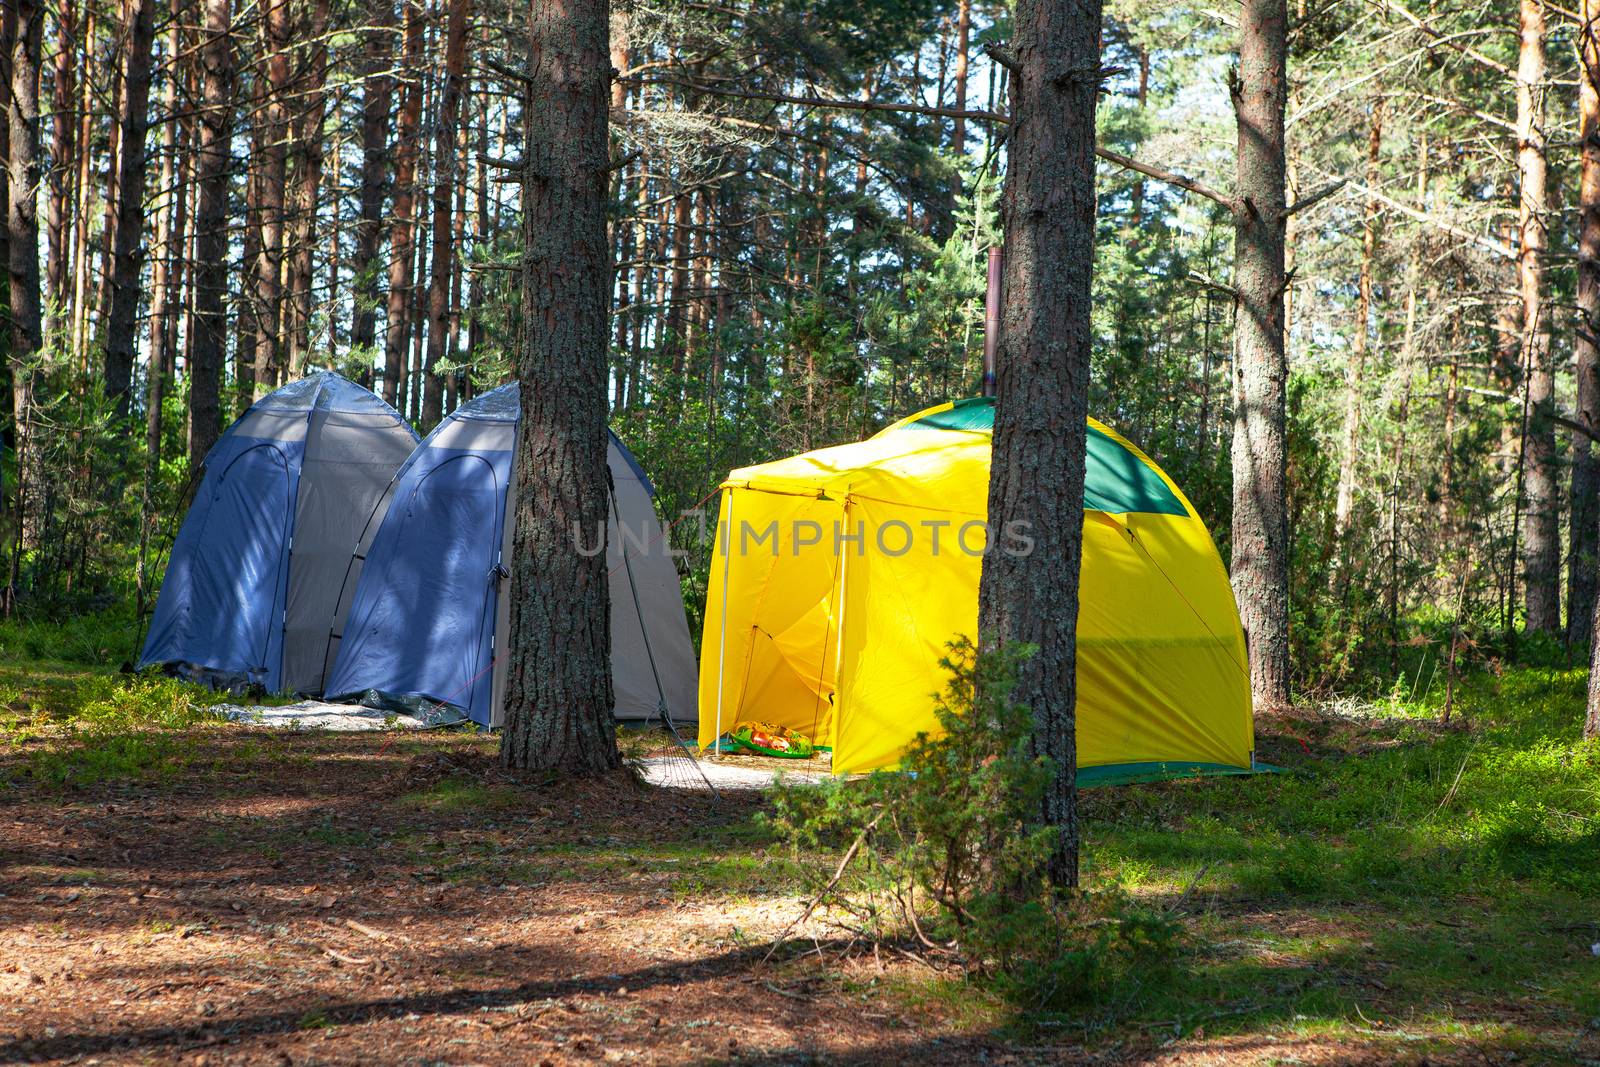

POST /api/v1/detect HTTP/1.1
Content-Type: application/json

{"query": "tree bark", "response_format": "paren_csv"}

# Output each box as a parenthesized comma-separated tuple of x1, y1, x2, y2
(8, 0, 44, 562)
(68, 9, 91, 368)
(446, 125, 465, 409)
(327, 122, 343, 358)
(950, 0, 971, 153)
(467, 91, 487, 387)
(0, 5, 11, 344)
(44, 0, 73, 343)
(104, 0, 157, 419)
(144, 0, 185, 469)
(383, 0, 423, 411)
(1589, 605, 1600, 736)
(665, 187, 690, 375)
(975, 0, 1103, 891)
(94, 45, 124, 344)
(1333, 100, 1382, 542)
(421, 0, 471, 429)
(350, 0, 394, 370)
(251, 0, 290, 394)
(1516, 0, 1559, 633)
(188, 0, 233, 469)
(1230, 0, 1292, 710)
(284, 0, 330, 378)
(1575, 0, 1600, 654)
(500, 0, 620, 777)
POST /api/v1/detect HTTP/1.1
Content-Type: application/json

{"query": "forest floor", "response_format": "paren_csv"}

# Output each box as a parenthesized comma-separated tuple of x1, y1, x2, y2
(1, 624, 1598, 1064)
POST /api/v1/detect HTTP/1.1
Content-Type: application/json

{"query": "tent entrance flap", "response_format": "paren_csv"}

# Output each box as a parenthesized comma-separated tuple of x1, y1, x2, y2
(702, 487, 845, 751)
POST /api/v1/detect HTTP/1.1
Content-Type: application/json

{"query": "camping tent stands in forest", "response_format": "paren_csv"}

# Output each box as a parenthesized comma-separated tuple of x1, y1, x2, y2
(142, 373, 1251, 782)
(322, 382, 699, 727)
(139, 372, 420, 694)
(698, 397, 1256, 779)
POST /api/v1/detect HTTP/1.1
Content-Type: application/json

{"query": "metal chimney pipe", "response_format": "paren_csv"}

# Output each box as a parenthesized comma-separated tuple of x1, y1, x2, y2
(982, 246, 1002, 397)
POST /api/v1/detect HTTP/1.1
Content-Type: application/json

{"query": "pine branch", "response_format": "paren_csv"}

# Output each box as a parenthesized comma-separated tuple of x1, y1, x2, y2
(637, 77, 1008, 126)
(1283, 179, 1347, 218)
(1458, 384, 1600, 442)
(1374, 0, 1515, 78)
(1094, 146, 1240, 212)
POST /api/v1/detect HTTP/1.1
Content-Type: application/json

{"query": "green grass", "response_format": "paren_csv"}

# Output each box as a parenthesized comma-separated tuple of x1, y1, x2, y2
(0, 607, 313, 785)
(1060, 665, 1600, 1052)
(0, 608, 144, 668)
(1, 625, 1597, 1058)
(398, 774, 522, 812)
(1089, 668, 1600, 902)
(1, 669, 259, 787)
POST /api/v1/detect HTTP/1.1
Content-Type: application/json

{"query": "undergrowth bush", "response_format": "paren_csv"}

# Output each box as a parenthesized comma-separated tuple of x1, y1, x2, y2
(768, 637, 1181, 1010)
(0, 608, 142, 666)
(8, 672, 231, 787)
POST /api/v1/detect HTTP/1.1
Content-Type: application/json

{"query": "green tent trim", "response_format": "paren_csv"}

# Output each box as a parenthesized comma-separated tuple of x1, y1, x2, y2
(701, 738, 1275, 788)
(1077, 760, 1279, 788)
(894, 397, 1188, 516)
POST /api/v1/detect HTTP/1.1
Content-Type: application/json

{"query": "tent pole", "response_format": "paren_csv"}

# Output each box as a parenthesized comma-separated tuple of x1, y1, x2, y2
(712, 490, 734, 760)
(829, 497, 851, 757)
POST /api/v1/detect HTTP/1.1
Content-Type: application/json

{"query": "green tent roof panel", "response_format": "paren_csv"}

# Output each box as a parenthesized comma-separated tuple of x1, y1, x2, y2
(891, 397, 1188, 516)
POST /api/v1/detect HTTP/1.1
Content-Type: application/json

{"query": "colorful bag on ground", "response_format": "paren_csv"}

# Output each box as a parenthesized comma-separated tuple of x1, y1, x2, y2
(729, 721, 816, 759)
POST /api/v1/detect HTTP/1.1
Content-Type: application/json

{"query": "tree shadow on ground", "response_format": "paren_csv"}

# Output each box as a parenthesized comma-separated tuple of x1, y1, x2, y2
(3, 726, 1596, 1064)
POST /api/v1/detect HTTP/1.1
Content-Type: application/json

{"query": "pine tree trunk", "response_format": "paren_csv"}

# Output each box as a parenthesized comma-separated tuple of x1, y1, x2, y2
(350, 0, 394, 368)
(666, 189, 689, 376)
(68, 11, 91, 368)
(421, 0, 470, 430)
(104, 0, 156, 419)
(382, 0, 422, 411)
(467, 92, 487, 385)
(950, 0, 970, 152)
(974, 0, 1103, 891)
(407, 171, 428, 417)
(609, 33, 630, 404)
(187, 0, 232, 469)
(1333, 101, 1382, 543)
(500, 0, 619, 777)
(94, 49, 123, 344)
(1517, 0, 1559, 633)
(44, 0, 73, 343)
(8, 0, 44, 565)
(1230, 0, 1292, 710)
(144, 0, 184, 468)
(284, 0, 329, 378)
(328, 122, 344, 358)
(1574, 0, 1600, 655)
(251, 0, 289, 394)
(166, 75, 192, 385)
(446, 129, 465, 410)
(0, 5, 11, 348)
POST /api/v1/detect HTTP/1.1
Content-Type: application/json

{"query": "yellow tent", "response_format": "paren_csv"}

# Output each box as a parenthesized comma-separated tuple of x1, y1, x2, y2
(697, 398, 1254, 780)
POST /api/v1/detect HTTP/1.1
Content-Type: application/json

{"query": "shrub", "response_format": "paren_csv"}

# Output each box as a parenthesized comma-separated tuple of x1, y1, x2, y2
(15, 672, 230, 787)
(768, 636, 1180, 1010)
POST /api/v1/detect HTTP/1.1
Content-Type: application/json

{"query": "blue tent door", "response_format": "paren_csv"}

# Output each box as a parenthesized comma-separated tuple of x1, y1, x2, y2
(180, 443, 294, 688)
(390, 455, 503, 722)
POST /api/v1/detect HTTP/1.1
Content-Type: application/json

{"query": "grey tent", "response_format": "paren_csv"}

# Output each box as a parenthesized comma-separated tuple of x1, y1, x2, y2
(322, 383, 698, 727)
(139, 373, 419, 694)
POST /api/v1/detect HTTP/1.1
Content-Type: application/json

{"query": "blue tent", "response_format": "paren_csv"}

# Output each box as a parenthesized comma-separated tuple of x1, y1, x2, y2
(323, 383, 698, 727)
(139, 373, 419, 694)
